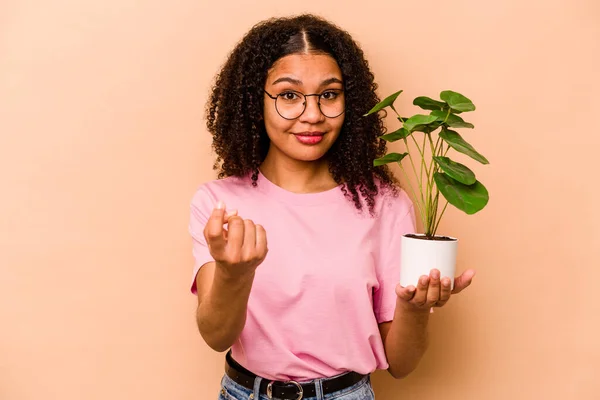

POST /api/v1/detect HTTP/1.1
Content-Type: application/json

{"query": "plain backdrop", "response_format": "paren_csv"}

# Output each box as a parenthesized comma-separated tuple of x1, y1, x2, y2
(1, 0, 599, 399)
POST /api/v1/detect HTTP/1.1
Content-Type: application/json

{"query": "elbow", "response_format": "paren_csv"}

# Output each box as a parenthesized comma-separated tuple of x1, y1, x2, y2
(199, 330, 234, 353)
(387, 357, 424, 379)
(387, 366, 415, 380)
(195, 304, 244, 353)
(206, 341, 231, 353)
(197, 326, 235, 353)
(196, 319, 237, 353)
(386, 343, 429, 380)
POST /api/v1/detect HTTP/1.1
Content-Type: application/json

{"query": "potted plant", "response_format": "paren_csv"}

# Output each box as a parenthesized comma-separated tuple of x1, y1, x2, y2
(365, 90, 489, 290)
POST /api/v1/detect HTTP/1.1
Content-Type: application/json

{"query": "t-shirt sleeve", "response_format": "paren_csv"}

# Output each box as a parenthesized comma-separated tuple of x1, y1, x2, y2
(373, 190, 416, 323)
(188, 187, 217, 295)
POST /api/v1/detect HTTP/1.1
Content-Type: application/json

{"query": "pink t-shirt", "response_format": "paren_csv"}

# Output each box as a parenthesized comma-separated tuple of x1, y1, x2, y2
(188, 171, 415, 381)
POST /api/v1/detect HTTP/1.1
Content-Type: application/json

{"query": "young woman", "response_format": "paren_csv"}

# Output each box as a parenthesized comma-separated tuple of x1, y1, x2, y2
(188, 14, 475, 400)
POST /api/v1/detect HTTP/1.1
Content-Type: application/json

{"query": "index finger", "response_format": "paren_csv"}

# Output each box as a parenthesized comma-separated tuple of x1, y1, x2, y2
(203, 201, 227, 250)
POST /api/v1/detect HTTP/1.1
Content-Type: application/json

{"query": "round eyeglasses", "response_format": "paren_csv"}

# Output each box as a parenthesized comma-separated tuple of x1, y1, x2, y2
(264, 89, 345, 120)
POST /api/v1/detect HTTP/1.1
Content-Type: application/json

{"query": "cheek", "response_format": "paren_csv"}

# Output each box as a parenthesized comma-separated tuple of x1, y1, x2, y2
(330, 116, 345, 136)
(264, 110, 294, 135)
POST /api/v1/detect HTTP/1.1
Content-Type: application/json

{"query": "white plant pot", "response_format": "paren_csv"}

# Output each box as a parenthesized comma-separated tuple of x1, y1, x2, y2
(400, 234, 458, 290)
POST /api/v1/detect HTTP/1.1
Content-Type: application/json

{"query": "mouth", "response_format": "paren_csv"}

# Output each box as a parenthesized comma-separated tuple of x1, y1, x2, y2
(294, 131, 325, 136)
(292, 131, 325, 145)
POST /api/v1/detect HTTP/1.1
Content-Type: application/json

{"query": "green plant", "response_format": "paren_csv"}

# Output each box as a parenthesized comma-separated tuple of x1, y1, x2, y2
(365, 90, 489, 237)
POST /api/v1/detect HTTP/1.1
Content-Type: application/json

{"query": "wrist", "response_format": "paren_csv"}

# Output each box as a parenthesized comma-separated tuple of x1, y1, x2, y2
(395, 298, 432, 318)
(214, 263, 256, 286)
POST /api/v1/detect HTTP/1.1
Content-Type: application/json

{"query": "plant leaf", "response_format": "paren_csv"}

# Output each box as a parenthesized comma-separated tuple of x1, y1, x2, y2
(439, 130, 489, 164)
(413, 121, 442, 134)
(433, 156, 476, 185)
(364, 90, 403, 116)
(434, 173, 489, 214)
(374, 152, 408, 166)
(381, 128, 411, 142)
(413, 96, 446, 111)
(430, 110, 474, 129)
(403, 114, 439, 132)
(440, 90, 476, 112)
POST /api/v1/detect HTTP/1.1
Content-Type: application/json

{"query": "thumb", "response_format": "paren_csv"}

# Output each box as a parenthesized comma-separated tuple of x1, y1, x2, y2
(204, 201, 227, 251)
(452, 269, 476, 294)
(395, 283, 416, 301)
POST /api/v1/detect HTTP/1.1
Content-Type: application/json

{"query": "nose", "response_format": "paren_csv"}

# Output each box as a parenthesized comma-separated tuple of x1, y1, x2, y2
(299, 95, 325, 123)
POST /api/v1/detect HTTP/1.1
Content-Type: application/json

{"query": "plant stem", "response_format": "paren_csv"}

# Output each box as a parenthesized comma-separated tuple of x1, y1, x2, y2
(431, 191, 440, 236)
(432, 201, 449, 235)
(420, 134, 426, 195)
(425, 129, 440, 235)
(431, 138, 446, 235)
(403, 134, 425, 202)
(398, 163, 427, 230)
(433, 135, 443, 159)
(408, 135, 427, 205)
(391, 107, 426, 208)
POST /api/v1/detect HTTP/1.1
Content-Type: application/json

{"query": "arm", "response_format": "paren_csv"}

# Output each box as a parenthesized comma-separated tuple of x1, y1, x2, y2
(194, 202, 268, 352)
(378, 303, 430, 379)
(378, 281, 432, 379)
(195, 262, 255, 352)
(379, 269, 476, 379)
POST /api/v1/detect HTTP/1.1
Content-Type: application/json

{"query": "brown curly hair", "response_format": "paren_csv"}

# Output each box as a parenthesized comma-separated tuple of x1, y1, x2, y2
(206, 14, 397, 214)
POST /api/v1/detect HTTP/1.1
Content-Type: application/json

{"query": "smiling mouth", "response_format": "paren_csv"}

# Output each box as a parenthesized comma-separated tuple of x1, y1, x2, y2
(293, 132, 325, 145)
(293, 131, 325, 136)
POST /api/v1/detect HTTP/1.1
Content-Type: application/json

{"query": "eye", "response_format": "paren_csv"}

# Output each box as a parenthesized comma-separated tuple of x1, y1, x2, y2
(321, 90, 340, 100)
(279, 91, 301, 101)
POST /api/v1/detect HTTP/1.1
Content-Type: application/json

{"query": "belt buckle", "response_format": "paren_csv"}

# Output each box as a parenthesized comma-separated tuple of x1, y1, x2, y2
(266, 380, 303, 400)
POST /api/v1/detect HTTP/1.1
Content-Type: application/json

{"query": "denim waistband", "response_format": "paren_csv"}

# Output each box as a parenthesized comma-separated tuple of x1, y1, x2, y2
(219, 372, 375, 400)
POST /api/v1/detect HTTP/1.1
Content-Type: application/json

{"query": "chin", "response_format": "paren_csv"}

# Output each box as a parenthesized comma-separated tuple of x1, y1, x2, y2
(290, 146, 332, 162)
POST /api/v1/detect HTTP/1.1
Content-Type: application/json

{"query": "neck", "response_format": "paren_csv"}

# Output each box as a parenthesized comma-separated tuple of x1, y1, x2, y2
(259, 151, 338, 194)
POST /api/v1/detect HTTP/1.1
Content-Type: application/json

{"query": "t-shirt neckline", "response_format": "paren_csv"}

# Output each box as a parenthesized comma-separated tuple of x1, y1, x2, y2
(255, 169, 344, 206)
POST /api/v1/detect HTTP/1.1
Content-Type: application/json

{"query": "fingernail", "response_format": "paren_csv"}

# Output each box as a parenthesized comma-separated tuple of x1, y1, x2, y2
(420, 276, 428, 285)
(215, 201, 225, 210)
(442, 278, 450, 287)
(407, 286, 415, 292)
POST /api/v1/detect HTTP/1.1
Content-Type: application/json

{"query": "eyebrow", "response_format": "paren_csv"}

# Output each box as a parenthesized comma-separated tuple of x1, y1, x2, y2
(271, 77, 343, 86)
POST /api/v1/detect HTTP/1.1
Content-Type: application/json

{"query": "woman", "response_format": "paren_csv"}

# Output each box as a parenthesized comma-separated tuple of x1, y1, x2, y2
(189, 14, 475, 400)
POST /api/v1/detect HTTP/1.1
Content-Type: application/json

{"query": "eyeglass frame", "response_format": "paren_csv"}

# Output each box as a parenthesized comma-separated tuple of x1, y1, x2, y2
(263, 89, 345, 120)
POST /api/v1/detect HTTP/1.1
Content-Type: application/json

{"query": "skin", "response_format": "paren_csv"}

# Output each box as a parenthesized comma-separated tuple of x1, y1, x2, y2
(195, 53, 475, 378)
(379, 268, 475, 378)
(260, 53, 345, 193)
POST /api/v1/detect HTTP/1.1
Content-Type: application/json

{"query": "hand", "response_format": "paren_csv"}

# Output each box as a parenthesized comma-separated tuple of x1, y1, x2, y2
(395, 269, 476, 312)
(203, 201, 268, 278)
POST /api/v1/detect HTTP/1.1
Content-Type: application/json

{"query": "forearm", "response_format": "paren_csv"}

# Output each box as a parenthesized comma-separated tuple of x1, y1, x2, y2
(384, 300, 431, 379)
(196, 266, 255, 352)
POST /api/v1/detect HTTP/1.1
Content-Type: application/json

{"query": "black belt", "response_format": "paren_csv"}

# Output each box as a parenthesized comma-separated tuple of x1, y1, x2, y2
(224, 351, 367, 399)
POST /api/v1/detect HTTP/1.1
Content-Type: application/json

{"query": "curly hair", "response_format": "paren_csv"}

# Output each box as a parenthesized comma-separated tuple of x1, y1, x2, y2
(206, 14, 398, 214)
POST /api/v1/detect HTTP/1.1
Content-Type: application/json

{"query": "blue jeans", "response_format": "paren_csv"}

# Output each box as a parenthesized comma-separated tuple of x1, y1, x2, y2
(218, 373, 375, 400)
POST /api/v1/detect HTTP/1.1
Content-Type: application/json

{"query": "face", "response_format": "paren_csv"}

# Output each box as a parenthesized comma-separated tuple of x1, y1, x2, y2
(263, 53, 345, 163)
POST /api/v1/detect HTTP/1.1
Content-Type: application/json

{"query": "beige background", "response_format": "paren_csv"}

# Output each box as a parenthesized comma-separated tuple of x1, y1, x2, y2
(1, 0, 599, 399)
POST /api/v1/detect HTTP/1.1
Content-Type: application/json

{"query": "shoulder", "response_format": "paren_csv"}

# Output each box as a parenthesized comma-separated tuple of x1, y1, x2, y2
(373, 180, 414, 221)
(371, 181, 417, 241)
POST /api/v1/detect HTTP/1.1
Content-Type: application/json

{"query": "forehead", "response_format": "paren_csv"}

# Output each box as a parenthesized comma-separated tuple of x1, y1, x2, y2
(267, 54, 342, 83)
